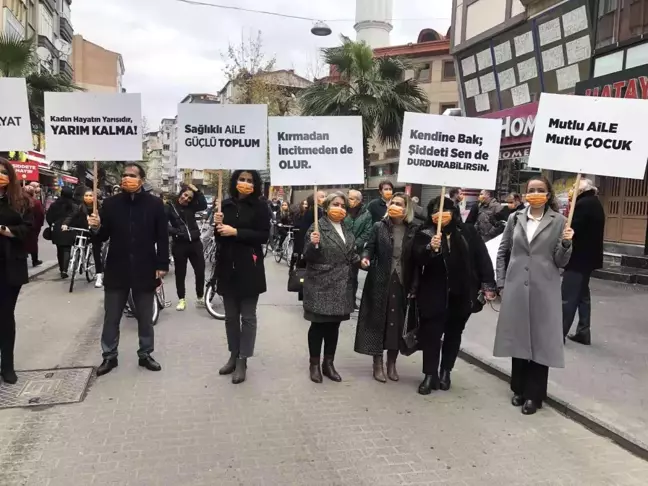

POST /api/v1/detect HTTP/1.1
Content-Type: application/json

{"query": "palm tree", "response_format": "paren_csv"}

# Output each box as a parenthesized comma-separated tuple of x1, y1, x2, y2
(300, 36, 429, 170)
(0, 33, 81, 134)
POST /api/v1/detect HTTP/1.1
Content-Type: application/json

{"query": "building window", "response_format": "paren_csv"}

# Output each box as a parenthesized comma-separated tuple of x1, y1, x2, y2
(593, 51, 624, 77)
(39, 7, 54, 41)
(439, 103, 457, 114)
(598, 0, 618, 17)
(163, 144, 170, 151)
(417, 63, 431, 83)
(442, 60, 456, 81)
(625, 42, 648, 70)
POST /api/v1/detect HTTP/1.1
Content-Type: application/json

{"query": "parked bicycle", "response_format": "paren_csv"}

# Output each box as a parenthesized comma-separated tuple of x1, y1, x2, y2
(203, 239, 225, 320)
(66, 227, 96, 293)
(273, 224, 296, 264)
(124, 278, 169, 326)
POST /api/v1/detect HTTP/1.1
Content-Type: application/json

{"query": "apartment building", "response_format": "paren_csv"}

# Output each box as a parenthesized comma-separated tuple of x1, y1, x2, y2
(71, 34, 125, 92)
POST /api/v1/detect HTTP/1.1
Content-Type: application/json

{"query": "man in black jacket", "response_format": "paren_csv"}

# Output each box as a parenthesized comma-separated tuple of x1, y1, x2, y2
(562, 179, 605, 345)
(366, 180, 393, 223)
(88, 163, 169, 375)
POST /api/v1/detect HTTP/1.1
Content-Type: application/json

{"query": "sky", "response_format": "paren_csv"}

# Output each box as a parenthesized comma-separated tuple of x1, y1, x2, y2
(72, 0, 452, 128)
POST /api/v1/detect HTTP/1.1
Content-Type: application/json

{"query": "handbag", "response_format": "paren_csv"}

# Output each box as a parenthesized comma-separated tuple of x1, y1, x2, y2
(399, 298, 420, 356)
(287, 267, 307, 293)
(43, 226, 52, 241)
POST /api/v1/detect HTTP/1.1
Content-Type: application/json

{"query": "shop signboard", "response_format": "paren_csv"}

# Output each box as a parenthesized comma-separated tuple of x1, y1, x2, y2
(479, 102, 539, 147)
(575, 64, 648, 99)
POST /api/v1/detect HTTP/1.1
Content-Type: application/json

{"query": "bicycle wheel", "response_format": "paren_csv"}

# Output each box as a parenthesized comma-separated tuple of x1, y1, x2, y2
(68, 249, 79, 293)
(205, 283, 225, 320)
(85, 246, 96, 282)
(274, 242, 283, 263)
(156, 282, 169, 309)
(285, 240, 294, 266)
(152, 296, 160, 326)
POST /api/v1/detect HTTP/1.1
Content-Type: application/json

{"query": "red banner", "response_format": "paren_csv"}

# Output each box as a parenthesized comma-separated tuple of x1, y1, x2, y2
(10, 161, 39, 182)
(62, 175, 78, 184)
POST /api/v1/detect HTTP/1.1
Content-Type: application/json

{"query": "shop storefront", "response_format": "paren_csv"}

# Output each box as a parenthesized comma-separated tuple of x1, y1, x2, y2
(576, 65, 648, 247)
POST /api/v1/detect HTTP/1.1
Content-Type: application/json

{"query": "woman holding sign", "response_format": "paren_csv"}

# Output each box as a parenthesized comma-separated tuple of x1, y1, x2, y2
(494, 176, 574, 415)
(214, 170, 270, 385)
(303, 192, 364, 384)
(354, 193, 417, 383)
(412, 197, 496, 395)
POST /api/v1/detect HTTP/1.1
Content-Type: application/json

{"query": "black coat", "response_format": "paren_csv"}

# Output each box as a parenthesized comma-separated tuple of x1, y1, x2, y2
(46, 196, 77, 246)
(166, 191, 207, 244)
(294, 207, 322, 256)
(412, 222, 495, 320)
(0, 196, 33, 287)
(215, 196, 270, 297)
(565, 190, 605, 273)
(95, 191, 169, 292)
(355, 219, 418, 355)
(366, 198, 388, 224)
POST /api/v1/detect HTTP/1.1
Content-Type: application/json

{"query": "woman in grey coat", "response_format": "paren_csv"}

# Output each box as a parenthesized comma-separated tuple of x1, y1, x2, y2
(303, 192, 366, 383)
(494, 176, 574, 415)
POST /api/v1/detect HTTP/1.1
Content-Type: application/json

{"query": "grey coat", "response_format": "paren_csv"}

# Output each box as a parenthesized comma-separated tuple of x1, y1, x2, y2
(493, 208, 572, 368)
(303, 217, 360, 322)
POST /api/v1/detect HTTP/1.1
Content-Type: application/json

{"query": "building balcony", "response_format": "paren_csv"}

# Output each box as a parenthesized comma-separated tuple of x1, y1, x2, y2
(59, 59, 73, 80)
(38, 35, 57, 59)
(59, 16, 73, 43)
(40, 0, 56, 14)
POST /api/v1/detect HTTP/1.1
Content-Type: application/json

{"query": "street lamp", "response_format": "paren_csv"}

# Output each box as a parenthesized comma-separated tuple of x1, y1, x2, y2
(311, 21, 332, 37)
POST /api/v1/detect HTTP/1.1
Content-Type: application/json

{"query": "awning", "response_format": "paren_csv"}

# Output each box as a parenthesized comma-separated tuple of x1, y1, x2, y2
(62, 175, 78, 184)
(27, 150, 50, 169)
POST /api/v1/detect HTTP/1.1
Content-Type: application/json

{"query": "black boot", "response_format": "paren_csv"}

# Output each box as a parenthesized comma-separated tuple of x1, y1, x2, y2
(138, 355, 162, 371)
(322, 356, 341, 382)
(386, 350, 399, 382)
(309, 357, 323, 383)
(511, 394, 525, 407)
(568, 334, 591, 345)
(373, 355, 387, 383)
(439, 369, 451, 391)
(418, 374, 439, 395)
(219, 354, 237, 375)
(1, 369, 18, 385)
(232, 358, 247, 384)
(521, 400, 539, 415)
(97, 358, 118, 376)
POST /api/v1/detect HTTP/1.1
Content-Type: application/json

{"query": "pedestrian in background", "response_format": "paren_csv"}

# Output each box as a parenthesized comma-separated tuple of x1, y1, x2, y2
(304, 192, 364, 383)
(344, 189, 372, 307)
(88, 163, 169, 376)
(23, 185, 44, 267)
(413, 196, 496, 395)
(411, 196, 426, 222)
(496, 192, 525, 223)
(46, 186, 77, 278)
(448, 187, 464, 220)
(355, 193, 417, 383)
(471, 189, 503, 242)
(214, 170, 270, 385)
(366, 180, 393, 223)
(562, 178, 605, 345)
(166, 183, 207, 311)
(0, 158, 34, 384)
(494, 176, 573, 415)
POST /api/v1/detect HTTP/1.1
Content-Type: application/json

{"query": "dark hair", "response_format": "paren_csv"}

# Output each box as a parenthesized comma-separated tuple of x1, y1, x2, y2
(60, 186, 74, 199)
(229, 170, 262, 199)
(526, 175, 559, 212)
(449, 187, 461, 199)
(507, 192, 522, 202)
(125, 163, 146, 179)
(481, 189, 493, 198)
(0, 158, 29, 213)
(378, 180, 394, 191)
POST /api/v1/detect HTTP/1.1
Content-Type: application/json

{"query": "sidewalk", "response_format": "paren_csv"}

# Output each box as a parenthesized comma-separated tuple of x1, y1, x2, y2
(358, 272, 648, 455)
(28, 228, 58, 280)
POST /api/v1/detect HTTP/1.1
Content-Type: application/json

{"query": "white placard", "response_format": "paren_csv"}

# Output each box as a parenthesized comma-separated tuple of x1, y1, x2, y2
(475, 93, 491, 113)
(539, 18, 562, 46)
(542, 45, 565, 72)
(476, 49, 493, 72)
(528, 93, 648, 179)
(464, 78, 480, 98)
(177, 103, 267, 170)
(45, 92, 142, 161)
(514, 32, 534, 57)
(268, 116, 363, 186)
(462, 56, 476, 76)
(398, 112, 502, 190)
(511, 84, 531, 106)
(0, 78, 32, 151)
(498, 68, 517, 91)
(517, 58, 538, 83)
(562, 6, 588, 37)
(566, 35, 591, 65)
(556, 64, 581, 91)
(480, 72, 496, 93)
(494, 41, 512, 65)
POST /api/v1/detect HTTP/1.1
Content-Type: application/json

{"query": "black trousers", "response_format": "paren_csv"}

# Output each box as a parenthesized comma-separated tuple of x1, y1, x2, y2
(420, 294, 472, 376)
(510, 358, 549, 403)
(308, 322, 341, 358)
(91, 238, 104, 274)
(562, 270, 592, 339)
(0, 281, 22, 372)
(101, 289, 155, 360)
(56, 245, 71, 273)
(172, 241, 205, 299)
(31, 250, 39, 264)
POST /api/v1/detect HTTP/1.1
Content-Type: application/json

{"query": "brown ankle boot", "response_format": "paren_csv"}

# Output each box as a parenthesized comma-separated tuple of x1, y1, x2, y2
(322, 356, 341, 382)
(309, 357, 323, 383)
(386, 351, 399, 381)
(373, 355, 387, 383)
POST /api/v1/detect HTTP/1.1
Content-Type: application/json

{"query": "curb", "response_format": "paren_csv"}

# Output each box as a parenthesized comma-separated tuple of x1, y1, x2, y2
(458, 347, 648, 462)
(28, 262, 58, 281)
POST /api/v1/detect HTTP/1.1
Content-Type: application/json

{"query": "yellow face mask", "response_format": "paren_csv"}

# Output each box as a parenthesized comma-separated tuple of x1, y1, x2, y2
(525, 193, 547, 208)
(431, 211, 453, 227)
(121, 177, 142, 193)
(348, 198, 359, 209)
(83, 195, 94, 205)
(0, 174, 9, 188)
(387, 205, 404, 219)
(328, 207, 347, 223)
(236, 182, 254, 195)
(383, 190, 393, 200)
(478, 195, 486, 203)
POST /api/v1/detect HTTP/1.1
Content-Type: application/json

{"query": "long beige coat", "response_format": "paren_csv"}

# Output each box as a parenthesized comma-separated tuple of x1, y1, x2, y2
(493, 208, 572, 368)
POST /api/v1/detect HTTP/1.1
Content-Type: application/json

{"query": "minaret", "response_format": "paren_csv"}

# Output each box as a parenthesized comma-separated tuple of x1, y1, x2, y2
(354, 0, 393, 48)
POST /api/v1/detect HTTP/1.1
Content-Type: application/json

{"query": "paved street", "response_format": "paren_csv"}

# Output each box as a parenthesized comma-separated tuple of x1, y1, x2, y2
(28, 228, 58, 280)
(1, 261, 647, 486)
